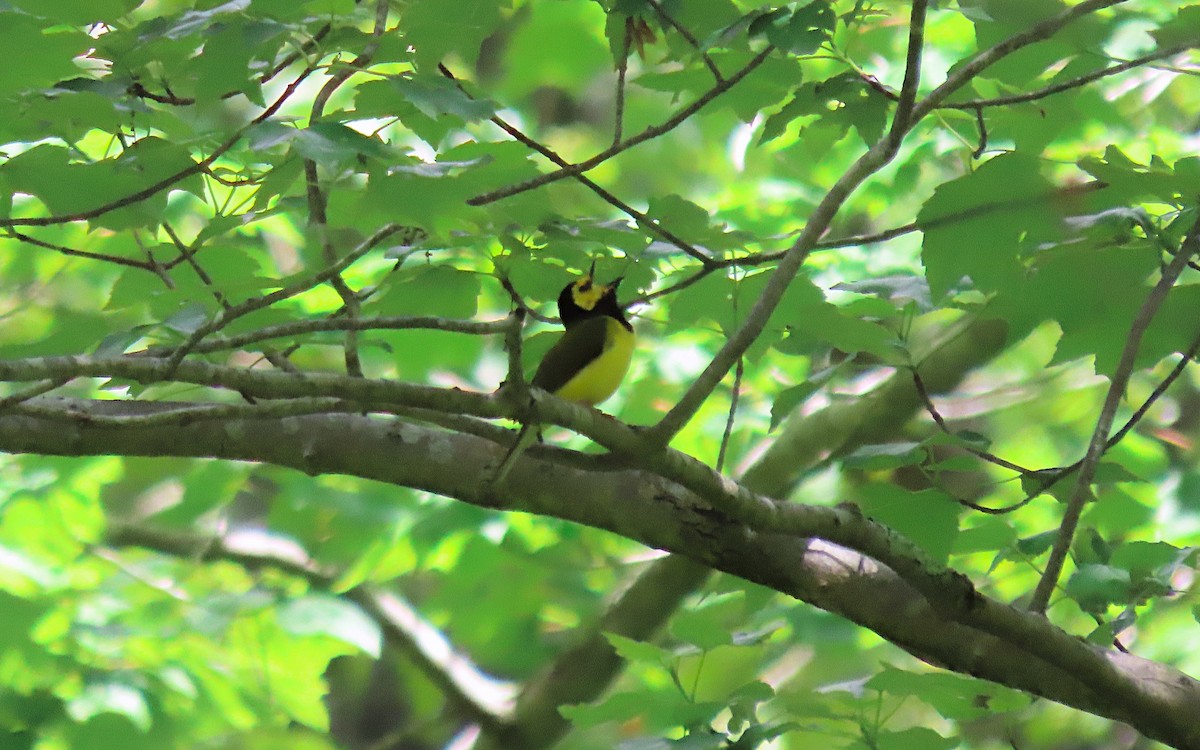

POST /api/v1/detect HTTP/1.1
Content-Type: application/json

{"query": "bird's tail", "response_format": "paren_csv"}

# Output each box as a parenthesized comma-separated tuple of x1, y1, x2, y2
(488, 422, 540, 487)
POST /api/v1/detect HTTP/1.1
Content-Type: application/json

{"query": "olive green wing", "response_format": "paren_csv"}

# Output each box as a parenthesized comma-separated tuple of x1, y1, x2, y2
(531, 316, 610, 395)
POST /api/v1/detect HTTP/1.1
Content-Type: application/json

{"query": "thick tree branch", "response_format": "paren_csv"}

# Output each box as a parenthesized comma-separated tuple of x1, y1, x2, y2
(486, 313, 1012, 750)
(1, 400, 1197, 748)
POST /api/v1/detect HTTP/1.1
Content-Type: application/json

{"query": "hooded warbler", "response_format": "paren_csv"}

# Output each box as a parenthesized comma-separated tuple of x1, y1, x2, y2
(531, 264, 634, 405)
(490, 264, 634, 485)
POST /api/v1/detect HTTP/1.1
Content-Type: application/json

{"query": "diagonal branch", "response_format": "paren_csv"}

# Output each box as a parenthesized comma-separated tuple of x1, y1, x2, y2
(438, 65, 714, 264)
(163, 223, 405, 374)
(1028, 217, 1200, 613)
(911, 0, 1129, 121)
(466, 46, 774, 207)
(5, 229, 157, 271)
(645, 0, 724, 83)
(950, 41, 1199, 109)
(888, 0, 929, 140)
(644, 1, 931, 444)
(646, 0, 1128, 445)
(0, 66, 318, 228)
(107, 524, 517, 728)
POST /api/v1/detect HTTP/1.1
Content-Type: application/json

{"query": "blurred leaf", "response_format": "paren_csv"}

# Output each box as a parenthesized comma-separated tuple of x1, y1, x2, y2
(671, 592, 744, 650)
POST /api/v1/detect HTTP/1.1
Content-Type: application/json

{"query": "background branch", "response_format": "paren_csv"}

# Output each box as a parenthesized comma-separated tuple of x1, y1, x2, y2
(1029, 217, 1200, 613)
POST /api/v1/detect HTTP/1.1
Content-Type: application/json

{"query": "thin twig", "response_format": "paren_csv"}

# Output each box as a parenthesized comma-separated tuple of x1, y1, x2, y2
(972, 105, 988, 159)
(16, 397, 357, 427)
(303, 0, 390, 378)
(1029, 217, 1200, 614)
(139, 315, 509, 358)
(716, 358, 743, 473)
(438, 65, 714, 265)
(162, 222, 228, 308)
(646, 0, 724, 83)
(6, 230, 156, 271)
(952, 42, 1198, 109)
(911, 0, 1129, 121)
(162, 223, 405, 375)
(127, 23, 332, 106)
(613, 18, 632, 145)
(1, 65, 318, 228)
(0, 378, 72, 410)
(912, 368, 1034, 475)
(888, 0, 929, 140)
(467, 46, 775, 206)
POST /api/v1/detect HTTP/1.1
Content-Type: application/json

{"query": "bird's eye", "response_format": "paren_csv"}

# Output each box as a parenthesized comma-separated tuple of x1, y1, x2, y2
(578, 279, 593, 292)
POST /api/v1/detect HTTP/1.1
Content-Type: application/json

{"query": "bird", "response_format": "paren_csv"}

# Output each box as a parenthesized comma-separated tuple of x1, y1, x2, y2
(530, 263, 635, 406)
(490, 262, 635, 485)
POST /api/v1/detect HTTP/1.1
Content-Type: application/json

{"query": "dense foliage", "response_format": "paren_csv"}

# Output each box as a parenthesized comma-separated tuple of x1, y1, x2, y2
(2, 0, 1200, 748)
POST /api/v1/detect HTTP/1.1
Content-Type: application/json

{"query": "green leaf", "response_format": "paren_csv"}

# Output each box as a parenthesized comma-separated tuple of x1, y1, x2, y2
(769, 360, 844, 431)
(1076, 146, 1182, 205)
(604, 632, 672, 665)
(919, 152, 1057, 298)
(866, 665, 1027, 721)
(872, 727, 958, 750)
(293, 122, 397, 165)
(842, 443, 927, 471)
(749, 1, 835, 55)
(502, 0, 610, 98)
(358, 76, 496, 123)
(2, 138, 202, 230)
(561, 688, 723, 733)
(1014, 529, 1058, 558)
(857, 485, 961, 563)
(1151, 5, 1200, 50)
(372, 266, 481, 319)
(670, 592, 744, 651)
(1065, 563, 1132, 612)
(399, 0, 506, 67)
(0, 16, 91, 98)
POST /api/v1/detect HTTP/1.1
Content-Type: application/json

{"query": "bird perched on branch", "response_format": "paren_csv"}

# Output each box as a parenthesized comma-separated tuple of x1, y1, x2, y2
(491, 262, 634, 485)
(531, 263, 634, 406)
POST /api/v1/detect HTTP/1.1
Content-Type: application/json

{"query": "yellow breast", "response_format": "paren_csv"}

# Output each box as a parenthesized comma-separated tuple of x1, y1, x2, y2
(553, 318, 634, 406)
